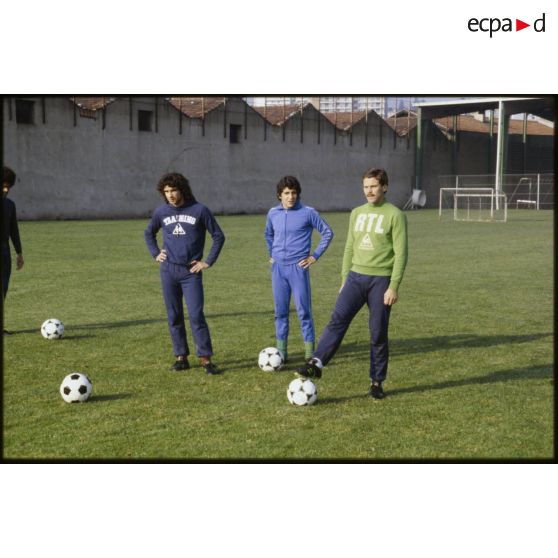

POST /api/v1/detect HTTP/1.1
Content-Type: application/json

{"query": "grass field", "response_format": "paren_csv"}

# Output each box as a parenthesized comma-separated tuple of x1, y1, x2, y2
(2, 209, 554, 460)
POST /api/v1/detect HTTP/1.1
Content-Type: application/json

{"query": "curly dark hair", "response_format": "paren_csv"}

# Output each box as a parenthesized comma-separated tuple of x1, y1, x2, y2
(156, 172, 194, 203)
(362, 167, 388, 187)
(276, 175, 301, 200)
(3, 166, 16, 188)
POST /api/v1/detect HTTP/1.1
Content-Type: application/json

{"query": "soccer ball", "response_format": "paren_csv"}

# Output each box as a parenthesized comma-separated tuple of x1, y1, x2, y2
(60, 373, 93, 403)
(41, 318, 64, 340)
(258, 347, 284, 372)
(287, 378, 318, 406)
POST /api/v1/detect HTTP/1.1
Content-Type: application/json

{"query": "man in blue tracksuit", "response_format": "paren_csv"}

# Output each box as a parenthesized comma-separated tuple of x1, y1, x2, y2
(264, 176, 333, 361)
(145, 172, 225, 374)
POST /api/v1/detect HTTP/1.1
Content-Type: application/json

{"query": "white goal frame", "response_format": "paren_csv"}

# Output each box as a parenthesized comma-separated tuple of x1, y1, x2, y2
(439, 188, 508, 222)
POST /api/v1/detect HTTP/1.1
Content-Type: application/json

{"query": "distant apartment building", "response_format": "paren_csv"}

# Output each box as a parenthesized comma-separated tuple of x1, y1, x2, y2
(312, 97, 386, 115)
(245, 97, 305, 107)
(246, 96, 386, 116)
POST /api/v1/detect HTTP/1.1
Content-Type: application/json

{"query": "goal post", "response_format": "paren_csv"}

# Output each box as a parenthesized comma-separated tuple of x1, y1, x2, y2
(438, 173, 554, 210)
(439, 188, 508, 222)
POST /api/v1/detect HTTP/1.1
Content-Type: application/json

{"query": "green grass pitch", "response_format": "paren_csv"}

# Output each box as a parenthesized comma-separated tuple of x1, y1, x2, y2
(2, 210, 553, 460)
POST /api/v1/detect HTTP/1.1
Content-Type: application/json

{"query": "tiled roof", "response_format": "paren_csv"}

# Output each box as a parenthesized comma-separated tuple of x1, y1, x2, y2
(385, 110, 553, 137)
(252, 104, 306, 126)
(434, 114, 554, 136)
(168, 97, 226, 118)
(252, 104, 376, 129)
(385, 111, 418, 136)
(70, 97, 114, 110)
(322, 111, 369, 131)
(66, 97, 553, 136)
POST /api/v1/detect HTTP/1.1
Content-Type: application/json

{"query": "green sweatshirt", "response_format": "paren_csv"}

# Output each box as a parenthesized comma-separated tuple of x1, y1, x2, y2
(341, 200, 408, 291)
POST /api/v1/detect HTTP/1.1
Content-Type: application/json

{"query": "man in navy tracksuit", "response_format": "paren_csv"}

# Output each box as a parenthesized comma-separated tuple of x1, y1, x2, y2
(145, 172, 225, 374)
(2, 166, 25, 335)
(264, 176, 333, 361)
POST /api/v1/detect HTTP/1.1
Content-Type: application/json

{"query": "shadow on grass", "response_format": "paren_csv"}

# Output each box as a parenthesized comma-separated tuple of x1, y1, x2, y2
(221, 356, 313, 374)
(61, 334, 98, 340)
(199, 332, 552, 376)
(9, 318, 167, 335)
(9, 311, 277, 335)
(207, 309, 287, 319)
(317, 364, 552, 404)
(5, 332, 100, 340)
(387, 364, 553, 397)
(334, 332, 553, 360)
(69, 318, 168, 330)
(90, 393, 134, 403)
(318, 393, 369, 405)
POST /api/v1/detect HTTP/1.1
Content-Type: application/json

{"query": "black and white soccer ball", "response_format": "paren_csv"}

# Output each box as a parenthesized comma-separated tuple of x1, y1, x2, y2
(258, 347, 285, 372)
(287, 378, 318, 406)
(59, 373, 93, 403)
(41, 318, 64, 340)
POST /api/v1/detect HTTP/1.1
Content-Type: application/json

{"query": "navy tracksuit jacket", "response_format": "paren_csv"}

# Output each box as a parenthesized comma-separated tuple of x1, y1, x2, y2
(145, 198, 225, 357)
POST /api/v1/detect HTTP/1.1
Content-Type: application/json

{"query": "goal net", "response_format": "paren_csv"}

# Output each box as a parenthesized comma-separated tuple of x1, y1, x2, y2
(438, 174, 554, 210)
(439, 188, 508, 222)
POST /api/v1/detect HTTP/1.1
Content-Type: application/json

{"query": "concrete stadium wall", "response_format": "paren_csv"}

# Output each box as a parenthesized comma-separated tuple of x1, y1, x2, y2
(3, 97, 417, 219)
(420, 122, 455, 206)
(3, 96, 553, 218)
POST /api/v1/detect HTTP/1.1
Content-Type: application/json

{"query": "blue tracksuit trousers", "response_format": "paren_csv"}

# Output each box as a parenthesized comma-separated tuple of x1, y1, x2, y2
(272, 262, 314, 343)
(314, 272, 391, 382)
(160, 262, 213, 358)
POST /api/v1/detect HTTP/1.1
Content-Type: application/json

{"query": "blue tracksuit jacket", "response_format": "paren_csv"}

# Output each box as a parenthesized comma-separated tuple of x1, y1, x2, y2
(264, 201, 333, 264)
(264, 201, 333, 343)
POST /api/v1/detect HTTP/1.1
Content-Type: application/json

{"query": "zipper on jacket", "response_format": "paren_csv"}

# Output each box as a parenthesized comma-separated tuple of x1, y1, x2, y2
(283, 208, 288, 258)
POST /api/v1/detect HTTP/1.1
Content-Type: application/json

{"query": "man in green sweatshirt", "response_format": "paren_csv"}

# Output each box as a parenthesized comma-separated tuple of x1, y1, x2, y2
(296, 167, 408, 399)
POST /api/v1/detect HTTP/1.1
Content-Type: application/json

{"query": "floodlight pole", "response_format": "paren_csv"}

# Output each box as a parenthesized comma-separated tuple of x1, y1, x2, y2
(495, 100, 509, 210)
(495, 100, 503, 192)
(414, 107, 423, 190)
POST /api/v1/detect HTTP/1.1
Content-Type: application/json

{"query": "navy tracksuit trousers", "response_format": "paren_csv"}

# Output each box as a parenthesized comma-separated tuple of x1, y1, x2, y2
(160, 262, 213, 358)
(2, 246, 11, 299)
(314, 272, 391, 382)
